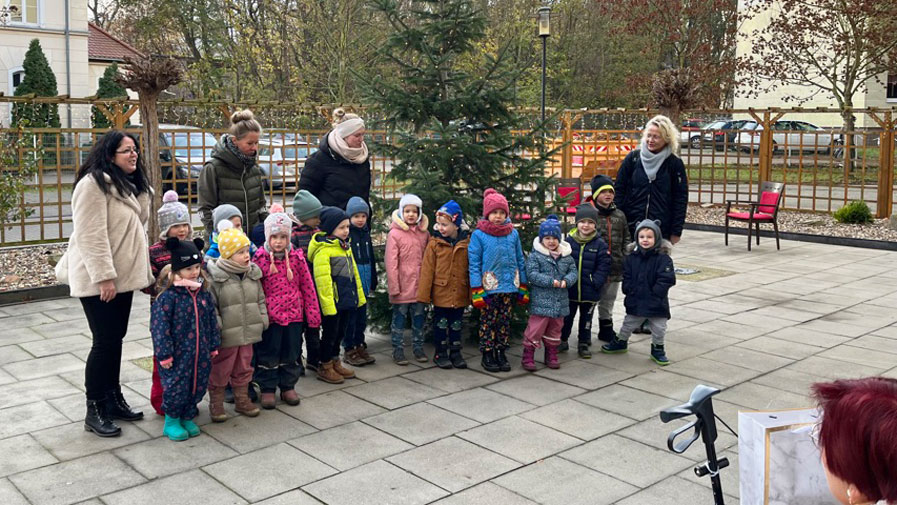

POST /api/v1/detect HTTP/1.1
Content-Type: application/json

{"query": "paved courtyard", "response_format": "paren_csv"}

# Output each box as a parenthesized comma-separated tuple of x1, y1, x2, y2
(1, 230, 896, 505)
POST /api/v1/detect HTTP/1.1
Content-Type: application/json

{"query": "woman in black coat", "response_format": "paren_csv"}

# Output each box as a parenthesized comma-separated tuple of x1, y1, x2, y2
(614, 115, 689, 244)
(299, 108, 371, 210)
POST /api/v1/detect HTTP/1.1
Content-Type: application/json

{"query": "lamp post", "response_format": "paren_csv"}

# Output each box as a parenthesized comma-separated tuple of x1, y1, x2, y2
(538, 6, 550, 123)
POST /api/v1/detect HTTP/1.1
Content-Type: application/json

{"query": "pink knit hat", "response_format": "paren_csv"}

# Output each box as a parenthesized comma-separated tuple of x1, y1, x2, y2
(482, 188, 509, 217)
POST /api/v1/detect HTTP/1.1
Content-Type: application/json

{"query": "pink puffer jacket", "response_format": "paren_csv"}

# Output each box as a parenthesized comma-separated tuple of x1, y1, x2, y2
(385, 210, 430, 304)
(253, 246, 321, 328)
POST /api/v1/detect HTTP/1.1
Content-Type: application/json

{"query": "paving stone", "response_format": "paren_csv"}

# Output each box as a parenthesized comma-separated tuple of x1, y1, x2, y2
(32, 319, 93, 339)
(350, 354, 430, 382)
(664, 356, 761, 387)
(290, 421, 413, 471)
(0, 376, 82, 410)
(0, 434, 58, 477)
(735, 335, 825, 360)
(0, 478, 30, 505)
(682, 299, 759, 316)
(457, 416, 580, 464)
(344, 376, 446, 410)
(765, 326, 851, 348)
(575, 384, 678, 421)
(778, 299, 842, 315)
(427, 387, 534, 424)
(748, 305, 821, 323)
(796, 319, 877, 338)
(2, 299, 71, 316)
(17, 335, 92, 358)
(485, 375, 585, 407)
(303, 459, 448, 505)
(0, 312, 56, 330)
(0, 401, 71, 439)
(253, 489, 325, 505)
(750, 368, 829, 397)
(871, 325, 897, 339)
(363, 402, 479, 446)
(520, 398, 636, 441)
(72, 341, 153, 362)
(493, 456, 638, 505)
(669, 305, 727, 323)
(616, 408, 738, 458)
(31, 420, 150, 461)
(290, 375, 359, 397)
(279, 390, 386, 430)
(2, 353, 84, 381)
(588, 349, 660, 375)
(701, 346, 794, 373)
(204, 443, 336, 502)
(717, 381, 813, 410)
(431, 481, 538, 505)
(202, 408, 317, 454)
(681, 319, 769, 340)
(615, 475, 735, 505)
(818, 344, 897, 370)
(42, 306, 90, 323)
(533, 361, 633, 390)
(845, 334, 897, 355)
(620, 370, 724, 402)
(114, 433, 238, 479)
(787, 355, 889, 380)
(402, 367, 498, 393)
(101, 469, 246, 505)
(9, 452, 146, 505)
(0, 345, 33, 366)
(388, 436, 519, 492)
(0, 367, 15, 386)
(561, 434, 693, 488)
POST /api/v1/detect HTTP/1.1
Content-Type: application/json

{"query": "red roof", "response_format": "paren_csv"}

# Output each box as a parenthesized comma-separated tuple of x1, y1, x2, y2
(88, 23, 143, 62)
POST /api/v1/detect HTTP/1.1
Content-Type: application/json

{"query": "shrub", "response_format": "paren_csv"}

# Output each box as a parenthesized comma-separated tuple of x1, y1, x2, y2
(833, 201, 873, 224)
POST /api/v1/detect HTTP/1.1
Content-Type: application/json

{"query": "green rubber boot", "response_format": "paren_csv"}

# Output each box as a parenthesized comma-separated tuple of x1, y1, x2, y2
(163, 415, 189, 441)
(181, 418, 201, 437)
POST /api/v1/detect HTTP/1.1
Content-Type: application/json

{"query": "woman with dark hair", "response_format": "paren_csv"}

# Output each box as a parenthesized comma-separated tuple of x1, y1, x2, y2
(812, 377, 897, 505)
(55, 130, 154, 437)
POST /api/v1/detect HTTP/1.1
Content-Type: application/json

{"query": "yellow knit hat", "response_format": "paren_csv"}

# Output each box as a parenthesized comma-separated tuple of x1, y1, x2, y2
(216, 220, 251, 259)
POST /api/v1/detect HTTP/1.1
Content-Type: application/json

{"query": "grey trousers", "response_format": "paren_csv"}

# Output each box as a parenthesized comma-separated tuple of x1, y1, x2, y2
(597, 281, 621, 320)
(618, 314, 667, 345)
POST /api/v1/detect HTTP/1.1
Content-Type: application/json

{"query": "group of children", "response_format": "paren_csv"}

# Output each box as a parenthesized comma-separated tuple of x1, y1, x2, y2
(146, 174, 677, 441)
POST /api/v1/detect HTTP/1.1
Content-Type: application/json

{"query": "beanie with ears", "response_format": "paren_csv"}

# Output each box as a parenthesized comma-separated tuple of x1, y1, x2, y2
(263, 203, 294, 280)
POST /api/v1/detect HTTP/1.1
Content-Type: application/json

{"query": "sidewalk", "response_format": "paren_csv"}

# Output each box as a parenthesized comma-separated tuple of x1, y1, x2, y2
(1, 230, 896, 505)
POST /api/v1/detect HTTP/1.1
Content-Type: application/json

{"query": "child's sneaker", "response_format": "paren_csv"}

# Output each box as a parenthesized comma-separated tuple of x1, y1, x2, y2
(393, 347, 409, 366)
(577, 344, 592, 359)
(601, 338, 629, 354)
(413, 347, 428, 363)
(650, 344, 670, 366)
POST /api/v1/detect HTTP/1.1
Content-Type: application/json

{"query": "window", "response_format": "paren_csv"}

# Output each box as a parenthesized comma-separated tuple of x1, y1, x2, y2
(888, 74, 897, 101)
(9, 68, 24, 95)
(7, 0, 38, 24)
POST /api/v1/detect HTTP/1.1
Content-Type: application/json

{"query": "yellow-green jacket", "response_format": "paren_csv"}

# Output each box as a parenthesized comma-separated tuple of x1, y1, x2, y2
(308, 232, 366, 316)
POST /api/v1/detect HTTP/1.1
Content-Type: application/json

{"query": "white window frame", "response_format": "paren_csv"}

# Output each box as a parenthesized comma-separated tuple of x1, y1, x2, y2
(5, 0, 40, 26)
(888, 73, 897, 103)
(8, 66, 25, 95)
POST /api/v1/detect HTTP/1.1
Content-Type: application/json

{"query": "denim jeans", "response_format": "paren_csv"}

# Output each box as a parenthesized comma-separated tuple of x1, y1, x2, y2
(391, 302, 425, 350)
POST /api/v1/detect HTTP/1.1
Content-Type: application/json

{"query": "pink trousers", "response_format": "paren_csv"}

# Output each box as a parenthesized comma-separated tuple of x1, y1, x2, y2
(523, 315, 564, 348)
(209, 344, 254, 389)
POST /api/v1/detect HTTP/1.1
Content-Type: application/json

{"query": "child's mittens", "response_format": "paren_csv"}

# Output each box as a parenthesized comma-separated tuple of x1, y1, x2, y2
(517, 284, 530, 305)
(471, 287, 488, 310)
(160, 357, 173, 369)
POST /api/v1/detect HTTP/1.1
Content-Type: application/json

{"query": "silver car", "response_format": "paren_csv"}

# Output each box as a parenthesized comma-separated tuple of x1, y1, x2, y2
(735, 120, 842, 155)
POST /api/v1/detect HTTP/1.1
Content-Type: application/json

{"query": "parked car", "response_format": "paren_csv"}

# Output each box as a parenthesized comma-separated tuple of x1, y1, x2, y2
(683, 119, 728, 150)
(257, 138, 317, 189)
(702, 119, 757, 151)
(734, 120, 842, 155)
(120, 124, 216, 195)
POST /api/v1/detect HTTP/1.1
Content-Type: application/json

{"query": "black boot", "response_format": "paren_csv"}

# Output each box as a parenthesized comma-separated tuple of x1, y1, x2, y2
(496, 348, 511, 372)
(85, 399, 121, 437)
(481, 349, 501, 373)
(103, 388, 144, 421)
(224, 384, 235, 404)
(449, 347, 468, 369)
(558, 340, 569, 352)
(433, 340, 452, 369)
(597, 319, 617, 343)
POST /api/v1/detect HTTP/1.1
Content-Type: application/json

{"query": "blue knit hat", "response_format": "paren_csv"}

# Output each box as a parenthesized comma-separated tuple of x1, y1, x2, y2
(319, 206, 349, 235)
(346, 196, 370, 218)
(539, 215, 562, 240)
(436, 200, 463, 227)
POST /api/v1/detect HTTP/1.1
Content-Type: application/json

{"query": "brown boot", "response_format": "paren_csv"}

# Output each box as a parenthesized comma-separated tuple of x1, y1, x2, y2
(357, 344, 376, 365)
(344, 347, 367, 367)
(208, 386, 228, 423)
(233, 384, 260, 417)
(260, 392, 277, 410)
(331, 357, 356, 379)
(317, 360, 344, 384)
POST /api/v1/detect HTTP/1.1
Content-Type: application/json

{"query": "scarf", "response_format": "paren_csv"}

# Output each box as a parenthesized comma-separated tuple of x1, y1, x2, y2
(223, 135, 257, 169)
(476, 218, 513, 237)
(548, 248, 562, 259)
(174, 278, 203, 290)
(327, 131, 369, 164)
(217, 257, 251, 274)
(569, 229, 596, 245)
(639, 137, 671, 182)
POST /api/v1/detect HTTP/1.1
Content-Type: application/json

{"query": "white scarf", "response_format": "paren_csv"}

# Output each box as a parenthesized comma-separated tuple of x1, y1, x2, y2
(327, 130, 369, 164)
(639, 137, 672, 182)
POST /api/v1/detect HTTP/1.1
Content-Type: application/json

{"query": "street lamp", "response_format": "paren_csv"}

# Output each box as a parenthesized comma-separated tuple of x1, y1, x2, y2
(0, 4, 18, 26)
(538, 6, 550, 123)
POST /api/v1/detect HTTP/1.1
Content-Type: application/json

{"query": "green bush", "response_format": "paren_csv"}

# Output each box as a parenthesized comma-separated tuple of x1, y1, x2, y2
(833, 201, 873, 224)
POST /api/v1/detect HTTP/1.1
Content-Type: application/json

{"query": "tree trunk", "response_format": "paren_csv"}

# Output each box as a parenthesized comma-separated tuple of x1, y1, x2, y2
(139, 94, 162, 241)
(841, 106, 855, 172)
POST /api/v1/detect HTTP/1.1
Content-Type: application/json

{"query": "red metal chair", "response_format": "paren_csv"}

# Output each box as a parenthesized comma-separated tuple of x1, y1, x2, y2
(556, 178, 582, 232)
(725, 181, 784, 251)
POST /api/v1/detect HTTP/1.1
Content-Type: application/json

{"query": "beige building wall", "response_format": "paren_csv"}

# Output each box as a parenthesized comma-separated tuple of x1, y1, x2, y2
(88, 61, 140, 124)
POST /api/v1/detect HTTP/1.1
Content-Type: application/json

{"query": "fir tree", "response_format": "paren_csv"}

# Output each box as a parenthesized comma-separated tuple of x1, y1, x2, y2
(91, 63, 130, 128)
(12, 39, 61, 127)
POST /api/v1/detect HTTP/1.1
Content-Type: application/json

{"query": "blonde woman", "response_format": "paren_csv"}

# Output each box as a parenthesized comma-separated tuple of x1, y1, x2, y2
(198, 110, 268, 243)
(299, 108, 371, 210)
(614, 114, 689, 244)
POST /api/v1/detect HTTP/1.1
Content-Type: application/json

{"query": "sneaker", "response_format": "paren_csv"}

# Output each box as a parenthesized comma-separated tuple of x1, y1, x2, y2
(558, 341, 569, 352)
(651, 344, 670, 366)
(601, 337, 629, 354)
(393, 347, 409, 366)
(413, 348, 428, 363)
(449, 349, 467, 369)
(578, 345, 592, 359)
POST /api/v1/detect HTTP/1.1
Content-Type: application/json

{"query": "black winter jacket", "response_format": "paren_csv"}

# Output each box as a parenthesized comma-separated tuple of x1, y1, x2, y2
(565, 231, 611, 303)
(298, 132, 372, 209)
(614, 150, 688, 240)
(198, 137, 268, 242)
(349, 223, 378, 294)
(622, 241, 676, 319)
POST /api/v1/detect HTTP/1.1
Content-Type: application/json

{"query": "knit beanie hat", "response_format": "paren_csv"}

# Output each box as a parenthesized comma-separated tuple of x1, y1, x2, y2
(319, 206, 349, 236)
(212, 204, 243, 231)
(263, 203, 294, 280)
(574, 203, 599, 224)
(635, 219, 663, 249)
(158, 190, 191, 240)
(482, 188, 509, 217)
(398, 194, 423, 224)
(436, 200, 463, 228)
(590, 174, 615, 195)
(539, 215, 563, 240)
(165, 237, 204, 272)
(292, 190, 323, 221)
(346, 196, 370, 218)
(216, 220, 251, 259)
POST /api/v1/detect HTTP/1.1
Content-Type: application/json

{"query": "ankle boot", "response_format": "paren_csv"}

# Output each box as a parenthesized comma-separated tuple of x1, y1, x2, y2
(481, 349, 501, 373)
(344, 347, 367, 367)
(233, 384, 260, 417)
(331, 358, 356, 379)
(545, 345, 560, 369)
(85, 399, 121, 437)
(496, 348, 511, 372)
(521, 346, 537, 371)
(433, 341, 452, 369)
(103, 388, 144, 421)
(597, 319, 617, 343)
(449, 347, 467, 369)
(163, 415, 189, 441)
(317, 360, 345, 384)
(208, 386, 228, 423)
(651, 343, 670, 366)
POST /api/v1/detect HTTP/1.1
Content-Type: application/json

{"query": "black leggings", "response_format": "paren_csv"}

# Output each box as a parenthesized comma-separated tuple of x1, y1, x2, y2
(321, 312, 349, 362)
(80, 291, 133, 401)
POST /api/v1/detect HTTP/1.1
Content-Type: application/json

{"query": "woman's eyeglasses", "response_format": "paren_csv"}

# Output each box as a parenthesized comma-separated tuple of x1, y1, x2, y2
(115, 148, 139, 155)
(810, 421, 821, 448)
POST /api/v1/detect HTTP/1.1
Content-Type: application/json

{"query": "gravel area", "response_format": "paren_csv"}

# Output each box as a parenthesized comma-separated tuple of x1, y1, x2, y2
(1, 206, 895, 293)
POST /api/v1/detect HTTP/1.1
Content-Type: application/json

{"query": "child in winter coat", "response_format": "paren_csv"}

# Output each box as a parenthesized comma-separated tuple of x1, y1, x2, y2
(601, 219, 675, 365)
(205, 204, 257, 261)
(417, 200, 470, 369)
(560, 204, 611, 359)
(588, 175, 630, 342)
(523, 216, 578, 371)
(206, 222, 267, 421)
(308, 207, 367, 384)
(468, 188, 528, 373)
(291, 189, 324, 374)
(143, 190, 193, 416)
(151, 237, 220, 441)
(252, 204, 321, 409)
(386, 194, 430, 365)
(343, 196, 378, 367)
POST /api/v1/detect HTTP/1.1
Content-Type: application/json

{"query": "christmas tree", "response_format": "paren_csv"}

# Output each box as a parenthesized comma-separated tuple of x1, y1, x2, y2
(92, 63, 131, 128)
(12, 39, 61, 128)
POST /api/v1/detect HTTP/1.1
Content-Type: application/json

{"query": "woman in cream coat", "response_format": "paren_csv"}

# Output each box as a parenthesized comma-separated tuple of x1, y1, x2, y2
(57, 130, 154, 437)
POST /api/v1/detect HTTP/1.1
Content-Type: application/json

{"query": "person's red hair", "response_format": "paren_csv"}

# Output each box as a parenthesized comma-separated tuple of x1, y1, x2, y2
(812, 377, 897, 503)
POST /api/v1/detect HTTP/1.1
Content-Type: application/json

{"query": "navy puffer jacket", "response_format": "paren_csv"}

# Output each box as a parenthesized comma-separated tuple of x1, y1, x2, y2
(622, 240, 676, 318)
(614, 150, 688, 240)
(565, 231, 611, 303)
